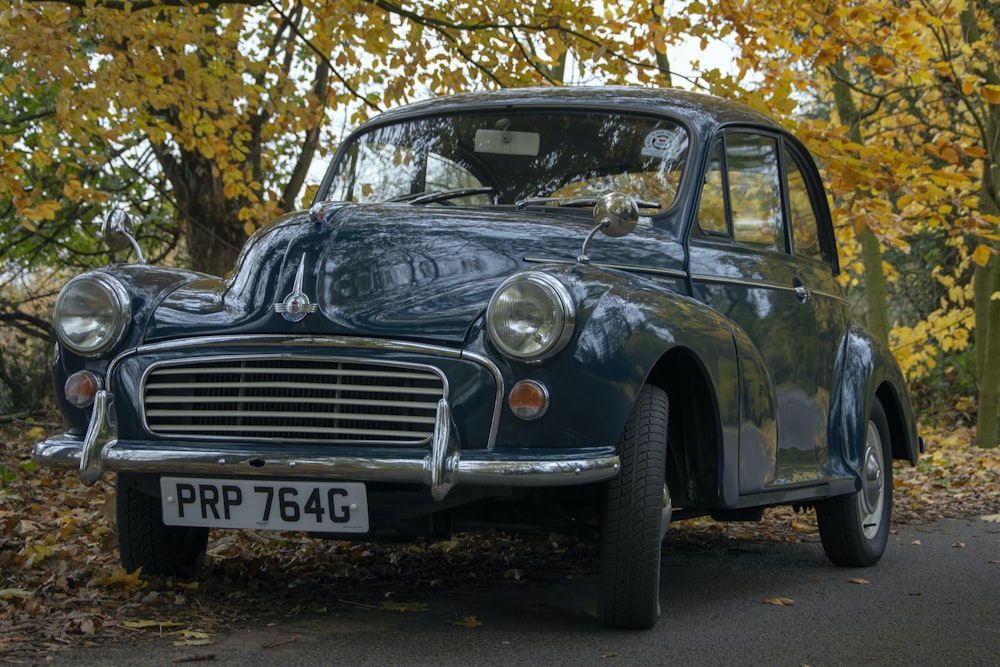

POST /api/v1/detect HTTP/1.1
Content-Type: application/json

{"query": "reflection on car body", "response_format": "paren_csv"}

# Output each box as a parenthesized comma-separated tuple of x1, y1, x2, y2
(35, 86, 919, 630)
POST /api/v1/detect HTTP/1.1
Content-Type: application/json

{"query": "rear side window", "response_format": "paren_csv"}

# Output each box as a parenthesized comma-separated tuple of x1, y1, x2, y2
(783, 144, 823, 261)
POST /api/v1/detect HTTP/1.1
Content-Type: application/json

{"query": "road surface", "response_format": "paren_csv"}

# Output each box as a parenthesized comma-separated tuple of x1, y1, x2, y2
(46, 517, 1000, 666)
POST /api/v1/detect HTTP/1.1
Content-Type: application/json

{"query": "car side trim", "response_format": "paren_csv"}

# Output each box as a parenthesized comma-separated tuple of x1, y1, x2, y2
(690, 273, 849, 304)
(524, 256, 688, 279)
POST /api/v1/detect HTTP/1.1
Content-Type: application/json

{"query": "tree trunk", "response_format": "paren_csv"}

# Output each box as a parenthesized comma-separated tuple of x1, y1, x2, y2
(829, 60, 890, 346)
(152, 144, 247, 276)
(961, 4, 1000, 448)
(185, 200, 248, 278)
(974, 257, 1000, 448)
(972, 85, 999, 449)
(858, 226, 890, 344)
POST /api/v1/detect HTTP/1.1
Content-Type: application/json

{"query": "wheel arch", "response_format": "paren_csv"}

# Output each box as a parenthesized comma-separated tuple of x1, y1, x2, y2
(875, 380, 919, 466)
(646, 347, 726, 508)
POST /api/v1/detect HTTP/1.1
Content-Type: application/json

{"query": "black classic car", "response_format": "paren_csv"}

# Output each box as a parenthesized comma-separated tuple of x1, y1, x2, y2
(35, 86, 919, 629)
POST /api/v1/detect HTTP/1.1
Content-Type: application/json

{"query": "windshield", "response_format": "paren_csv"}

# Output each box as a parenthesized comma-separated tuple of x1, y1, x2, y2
(324, 109, 689, 215)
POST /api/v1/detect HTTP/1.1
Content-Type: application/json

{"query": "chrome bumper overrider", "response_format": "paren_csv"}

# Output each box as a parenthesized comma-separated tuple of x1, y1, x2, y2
(33, 391, 620, 501)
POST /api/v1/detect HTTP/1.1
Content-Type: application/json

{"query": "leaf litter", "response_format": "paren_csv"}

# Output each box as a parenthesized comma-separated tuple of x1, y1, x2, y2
(2, 420, 998, 662)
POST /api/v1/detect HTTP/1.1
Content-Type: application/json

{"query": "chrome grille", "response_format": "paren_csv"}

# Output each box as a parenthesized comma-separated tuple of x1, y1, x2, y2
(142, 357, 445, 445)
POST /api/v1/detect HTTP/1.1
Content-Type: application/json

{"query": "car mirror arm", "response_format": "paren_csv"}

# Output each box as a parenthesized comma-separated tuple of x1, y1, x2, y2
(577, 192, 639, 264)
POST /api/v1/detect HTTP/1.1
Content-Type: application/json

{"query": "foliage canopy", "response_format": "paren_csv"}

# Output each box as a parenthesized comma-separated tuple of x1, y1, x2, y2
(1, 0, 998, 445)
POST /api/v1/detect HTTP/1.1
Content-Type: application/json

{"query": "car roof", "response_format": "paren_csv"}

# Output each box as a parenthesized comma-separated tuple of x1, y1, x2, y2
(364, 85, 781, 136)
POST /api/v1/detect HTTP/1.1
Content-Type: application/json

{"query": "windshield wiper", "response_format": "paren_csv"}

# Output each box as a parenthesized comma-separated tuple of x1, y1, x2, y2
(516, 196, 661, 210)
(389, 187, 494, 205)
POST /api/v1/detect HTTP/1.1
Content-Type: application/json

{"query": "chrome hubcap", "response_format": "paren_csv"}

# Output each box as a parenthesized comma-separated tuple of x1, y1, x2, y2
(660, 482, 672, 540)
(858, 420, 885, 539)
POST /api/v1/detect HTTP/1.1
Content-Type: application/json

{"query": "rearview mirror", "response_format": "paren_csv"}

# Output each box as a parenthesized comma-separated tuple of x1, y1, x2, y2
(474, 129, 540, 156)
(101, 209, 146, 264)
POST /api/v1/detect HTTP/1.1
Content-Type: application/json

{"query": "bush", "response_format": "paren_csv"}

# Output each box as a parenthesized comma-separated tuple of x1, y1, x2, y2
(0, 334, 56, 419)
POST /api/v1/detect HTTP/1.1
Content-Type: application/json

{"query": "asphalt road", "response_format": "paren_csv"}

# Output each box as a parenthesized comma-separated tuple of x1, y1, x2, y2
(48, 517, 999, 667)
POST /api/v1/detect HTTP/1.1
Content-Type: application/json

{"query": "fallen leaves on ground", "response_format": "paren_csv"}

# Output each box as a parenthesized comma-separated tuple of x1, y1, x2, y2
(2, 420, 998, 662)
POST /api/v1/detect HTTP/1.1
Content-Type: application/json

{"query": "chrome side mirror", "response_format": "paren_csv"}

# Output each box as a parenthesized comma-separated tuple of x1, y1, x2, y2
(578, 192, 639, 264)
(101, 209, 146, 264)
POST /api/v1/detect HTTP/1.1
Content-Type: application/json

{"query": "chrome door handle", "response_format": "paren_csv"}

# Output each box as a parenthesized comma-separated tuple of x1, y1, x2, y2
(793, 278, 811, 303)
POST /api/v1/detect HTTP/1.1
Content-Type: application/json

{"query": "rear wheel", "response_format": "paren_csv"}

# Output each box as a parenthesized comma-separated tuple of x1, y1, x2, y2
(116, 473, 208, 578)
(598, 385, 670, 629)
(817, 398, 892, 567)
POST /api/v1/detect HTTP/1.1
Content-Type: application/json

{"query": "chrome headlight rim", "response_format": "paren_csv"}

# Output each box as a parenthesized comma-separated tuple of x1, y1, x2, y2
(53, 274, 132, 357)
(486, 271, 575, 363)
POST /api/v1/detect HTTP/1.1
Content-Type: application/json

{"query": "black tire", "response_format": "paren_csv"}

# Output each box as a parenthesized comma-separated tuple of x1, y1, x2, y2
(817, 398, 893, 567)
(116, 473, 208, 578)
(598, 384, 670, 629)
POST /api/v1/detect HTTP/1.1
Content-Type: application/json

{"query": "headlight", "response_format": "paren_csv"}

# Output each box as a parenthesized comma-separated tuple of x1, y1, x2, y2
(53, 275, 131, 356)
(486, 272, 575, 362)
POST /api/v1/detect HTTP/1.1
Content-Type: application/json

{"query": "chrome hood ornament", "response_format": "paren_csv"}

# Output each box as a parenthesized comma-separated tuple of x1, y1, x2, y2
(274, 256, 317, 322)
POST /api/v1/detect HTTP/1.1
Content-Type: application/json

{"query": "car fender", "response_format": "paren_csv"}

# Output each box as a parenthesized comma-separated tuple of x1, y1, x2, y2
(830, 325, 920, 478)
(52, 264, 213, 432)
(491, 265, 743, 460)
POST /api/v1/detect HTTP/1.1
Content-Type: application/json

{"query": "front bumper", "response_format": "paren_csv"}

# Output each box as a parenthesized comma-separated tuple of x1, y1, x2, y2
(34, 390, 621, 501)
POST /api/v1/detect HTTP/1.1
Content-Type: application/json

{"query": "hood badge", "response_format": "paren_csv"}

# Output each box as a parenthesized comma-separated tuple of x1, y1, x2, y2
(274, 256, 318, 322)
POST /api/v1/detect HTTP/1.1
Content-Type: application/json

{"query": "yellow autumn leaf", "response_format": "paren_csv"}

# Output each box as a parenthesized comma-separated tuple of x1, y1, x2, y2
(972, 244, 994, 266)
(791, 518, 817, 532)
(21, 200, 61, 225)
(764, 597, 795, 606)
(24, 543, 53, 566)
(172, 629, 214, 646)
(97, 566, 147, 591)
(173, 638, 213, 647)
(980, 85, 1000, 105)
(0, 588, 32, 600)
(123, 620, 184, 630)
(847, 578, 870, 585)
(451, 615, 483, 628)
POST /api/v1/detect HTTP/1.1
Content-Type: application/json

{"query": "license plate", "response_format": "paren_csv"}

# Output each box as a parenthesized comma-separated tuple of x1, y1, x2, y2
(160, 477, 369, 533)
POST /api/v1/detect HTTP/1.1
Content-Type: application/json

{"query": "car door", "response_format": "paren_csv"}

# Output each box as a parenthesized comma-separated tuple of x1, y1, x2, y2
(688, 129, 838, 493)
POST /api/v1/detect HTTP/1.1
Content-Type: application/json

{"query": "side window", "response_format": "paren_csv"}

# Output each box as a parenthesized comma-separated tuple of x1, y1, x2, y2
(783, 144, 823, 261)
(726, 133, 784, 250)
(697, 140, 729, 236)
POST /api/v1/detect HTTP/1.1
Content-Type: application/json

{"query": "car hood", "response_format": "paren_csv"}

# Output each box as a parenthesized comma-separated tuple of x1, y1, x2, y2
(146, 203, 684, 344)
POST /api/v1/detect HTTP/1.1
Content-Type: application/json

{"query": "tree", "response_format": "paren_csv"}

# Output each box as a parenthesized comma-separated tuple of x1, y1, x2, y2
(1, 0, 680, 277)
(681, 0, 999, 447)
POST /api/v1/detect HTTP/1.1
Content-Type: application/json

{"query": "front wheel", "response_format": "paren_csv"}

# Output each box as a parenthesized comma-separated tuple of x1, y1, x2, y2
(817, 398, 893, 567)
(116, 473, 208, 578)
(598, 384, 670, 629)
